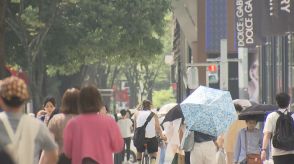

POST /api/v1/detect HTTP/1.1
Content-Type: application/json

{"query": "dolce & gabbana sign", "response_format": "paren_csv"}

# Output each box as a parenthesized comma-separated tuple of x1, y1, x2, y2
(235, 0, 256, 47)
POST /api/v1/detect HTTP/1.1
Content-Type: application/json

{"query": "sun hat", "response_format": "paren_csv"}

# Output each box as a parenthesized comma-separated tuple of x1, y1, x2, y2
(0, 76, 29, 107)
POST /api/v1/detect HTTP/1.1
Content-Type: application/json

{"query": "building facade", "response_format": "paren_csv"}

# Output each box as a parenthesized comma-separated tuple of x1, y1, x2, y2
(172, 0, 294, 105)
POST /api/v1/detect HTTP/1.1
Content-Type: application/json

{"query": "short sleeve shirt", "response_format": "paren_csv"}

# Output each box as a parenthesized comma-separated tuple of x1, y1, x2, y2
(136, 111, 156, 138)
(0, 112, 57, 164)
(263, 109, 294, 156)
(117, 118, 133, 138)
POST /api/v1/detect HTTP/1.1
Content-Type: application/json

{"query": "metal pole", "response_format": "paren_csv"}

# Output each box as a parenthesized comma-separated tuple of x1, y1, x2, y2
(238, 47, 249, 99)
(206, 68, 209, 87)
(220, 39, 228, 90)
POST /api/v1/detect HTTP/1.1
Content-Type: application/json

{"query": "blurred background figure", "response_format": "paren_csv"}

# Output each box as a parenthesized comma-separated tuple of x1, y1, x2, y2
(117, 109, 133, 163)
(48, 88, 80, 155)
(37, 96, 59, 126)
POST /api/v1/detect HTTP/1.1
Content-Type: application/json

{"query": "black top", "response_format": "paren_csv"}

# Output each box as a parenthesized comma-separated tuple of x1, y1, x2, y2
(194, 131, 217, 143)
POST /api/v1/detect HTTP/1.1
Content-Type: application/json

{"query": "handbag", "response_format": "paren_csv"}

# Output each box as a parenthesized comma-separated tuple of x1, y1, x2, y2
(246, 154, 262, 164)
(133, 112, 154, 148)
(216, 148, 226, 164)
(245, 130, 262, 164)
(180, 130, 194, 151)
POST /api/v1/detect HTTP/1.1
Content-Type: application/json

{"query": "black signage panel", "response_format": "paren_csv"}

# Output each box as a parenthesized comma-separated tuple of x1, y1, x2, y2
(261, 0, 294, 35)
(235, 0, 262, 47)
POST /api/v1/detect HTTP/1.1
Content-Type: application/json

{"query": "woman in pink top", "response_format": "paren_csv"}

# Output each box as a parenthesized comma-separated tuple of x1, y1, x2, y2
(63, 85, 124, 164)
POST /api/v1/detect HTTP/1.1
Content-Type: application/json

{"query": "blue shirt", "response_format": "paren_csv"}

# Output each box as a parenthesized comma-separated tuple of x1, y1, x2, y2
(234, 128, 262, 162)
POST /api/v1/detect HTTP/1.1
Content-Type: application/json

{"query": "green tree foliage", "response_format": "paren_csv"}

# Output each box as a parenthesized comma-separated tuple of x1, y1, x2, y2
(152, 88, 176, 108)
(45, 0, 171, 76)
(123, 13, 173, 106)
(5, 0, 76, 109)
(4, 0, 171, 109)
(45, 0, 171, 107)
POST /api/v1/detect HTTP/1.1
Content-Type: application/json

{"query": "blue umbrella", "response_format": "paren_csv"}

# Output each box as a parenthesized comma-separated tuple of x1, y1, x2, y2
(180, 86, 237, 137)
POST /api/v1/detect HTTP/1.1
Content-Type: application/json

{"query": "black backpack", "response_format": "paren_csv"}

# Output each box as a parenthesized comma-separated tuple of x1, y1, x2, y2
(272, 111, 294, 151)
(133, 112, 154, 148)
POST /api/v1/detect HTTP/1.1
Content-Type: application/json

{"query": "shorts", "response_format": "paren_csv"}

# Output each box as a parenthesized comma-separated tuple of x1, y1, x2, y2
(136, 137, 158, 154)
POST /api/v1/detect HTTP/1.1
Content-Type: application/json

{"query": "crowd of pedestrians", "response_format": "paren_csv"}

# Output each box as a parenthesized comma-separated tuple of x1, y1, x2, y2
(0, 77, 124, 164)
(0, 76, 169, 164)
(1, 75, 294, 164)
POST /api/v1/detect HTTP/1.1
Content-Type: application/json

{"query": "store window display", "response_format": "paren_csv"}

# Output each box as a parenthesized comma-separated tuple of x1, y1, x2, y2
(248, 53, 259, 103)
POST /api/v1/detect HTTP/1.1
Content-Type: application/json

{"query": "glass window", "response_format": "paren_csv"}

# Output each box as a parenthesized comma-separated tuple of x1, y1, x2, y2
(288, 33, 294, 105)
(275, 36, 283, 93)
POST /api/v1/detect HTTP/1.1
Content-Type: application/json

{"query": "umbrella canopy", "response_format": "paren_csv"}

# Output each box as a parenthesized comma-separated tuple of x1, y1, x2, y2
(239, 104, 278, 121)
(158, 103, 178, 116)
(180, 86, 237, 137)
(233, 99, 252, 108)
(233, 99, 257, 109)
(161, 105, 184, 124)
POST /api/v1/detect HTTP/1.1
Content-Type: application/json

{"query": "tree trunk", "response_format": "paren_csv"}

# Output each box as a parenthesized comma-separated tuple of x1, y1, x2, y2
(110, 66, 119, 88)
(143, 62, 162, 102)
(147, 81, 153, 101)
(4, 0, 59, 111)
(125, 65, 140, 108)
(0, 0, 6, 78)
(94, 63, 114, 108)
(30, 50, 45, 112)
(128, 81, 139, 108)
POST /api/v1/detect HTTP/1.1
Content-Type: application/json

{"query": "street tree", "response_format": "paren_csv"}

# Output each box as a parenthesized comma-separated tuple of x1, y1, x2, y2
(45, 0, 171, 107)
(0, 0, 7, 79)
(4, 0, 171, 109)
(5, 0, 78, 109)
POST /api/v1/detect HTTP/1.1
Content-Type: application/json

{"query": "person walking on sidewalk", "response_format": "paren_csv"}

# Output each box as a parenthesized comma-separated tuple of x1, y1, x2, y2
(234, 120, 262, 164)
(0, 76, 58, 164)
(117, 109, 133, 163)
(261, 93, 294, 163)
(63, 85, 124, 164)
(134, 100, 166, 164)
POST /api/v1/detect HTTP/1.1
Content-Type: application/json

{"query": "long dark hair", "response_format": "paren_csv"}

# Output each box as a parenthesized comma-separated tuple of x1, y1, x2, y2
(43, 96, 56, 107)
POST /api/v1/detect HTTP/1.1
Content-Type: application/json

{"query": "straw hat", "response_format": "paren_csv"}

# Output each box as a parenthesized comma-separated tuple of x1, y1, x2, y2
(0, 76, 29, 102)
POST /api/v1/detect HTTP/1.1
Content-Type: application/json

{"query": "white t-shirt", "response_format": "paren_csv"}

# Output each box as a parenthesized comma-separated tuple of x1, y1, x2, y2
(117, 118, 133, 138)
(136, 110, 156, 138)
(263, 109, 294, 156)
